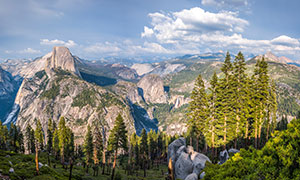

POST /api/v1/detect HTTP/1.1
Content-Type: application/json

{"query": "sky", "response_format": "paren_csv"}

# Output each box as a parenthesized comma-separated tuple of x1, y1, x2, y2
(1, 0, 300, 61)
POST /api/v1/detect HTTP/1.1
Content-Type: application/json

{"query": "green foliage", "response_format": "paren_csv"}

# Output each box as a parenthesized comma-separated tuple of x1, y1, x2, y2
(34, 119, 44, 151)
(84, 125, 93, 165)
(108, 114, 128, 153)
(204, 117, 300, 180)
(41, 82, 60, 99)
(72, 89, 97, 108)
(35, 70, 46, 79)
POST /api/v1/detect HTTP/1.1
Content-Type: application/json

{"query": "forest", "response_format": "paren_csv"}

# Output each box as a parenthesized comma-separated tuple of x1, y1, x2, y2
(0, 52, 300, 180)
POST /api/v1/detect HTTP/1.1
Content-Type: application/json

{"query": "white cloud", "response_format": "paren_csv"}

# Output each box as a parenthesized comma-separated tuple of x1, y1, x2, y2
(84, 42, 121, 55)
(141, 26, 154, 38)
(143, 7, 249, 44)
(19, 48, 41, 54)
(271, 35, 300, 47)
(40, 39, 77, 47)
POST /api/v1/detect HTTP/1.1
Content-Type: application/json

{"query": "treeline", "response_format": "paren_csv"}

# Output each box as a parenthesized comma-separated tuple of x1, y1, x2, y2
(187, 52, 278, 157)
(0, 114, 176, 179)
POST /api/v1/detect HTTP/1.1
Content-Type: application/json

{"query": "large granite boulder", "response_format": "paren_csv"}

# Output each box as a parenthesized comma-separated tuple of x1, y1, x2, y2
(175, 152, 194, 180)
(191, 151, 211, 175)
(167, 137, 186, 168)
(219, 149, 229, 165)
(185, 173, 198, 180)
(176, 145, 187, 160)
(228, 148, 240, 154)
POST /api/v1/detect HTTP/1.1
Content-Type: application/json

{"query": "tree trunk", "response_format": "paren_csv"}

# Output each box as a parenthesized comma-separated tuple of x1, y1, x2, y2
(35, 144, 39, 175)
(196, 135, 199, 152)
(102, 148, 106, 175)
(168, 158, 174, 180)
(111, 149, 118, 180)
(223, 116, 227, 150)
(212, 126, 215, 158)
(189, 136, 192, 147)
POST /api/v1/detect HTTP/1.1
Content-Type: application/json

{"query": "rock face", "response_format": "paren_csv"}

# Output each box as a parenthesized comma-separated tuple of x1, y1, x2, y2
(5, 47, 134, 144)
(0, 66, 19, 122)
(45, 47, 81, 78)
(137, 74, 167, 104)
(219, 149, 229, 165)
(168, 138, 211, 180)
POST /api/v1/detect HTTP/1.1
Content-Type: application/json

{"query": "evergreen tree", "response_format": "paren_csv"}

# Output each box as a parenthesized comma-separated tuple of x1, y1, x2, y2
(34, 119, 44, 175)
(207, 72, 218, 156)
(187, 74, 209, 151)
(216, 52, 234, 149)
(140, 128, 148, 177)
(232, 52, 248, 149)
(58, 117, 68, 167)
(47, 119, 54, 154)
(84, 125, 93, 173)
(93, 125, 103, 167)
(266, 80, 277, 140)
(52, 128, 60, 159)
(108, 114, 128, 180)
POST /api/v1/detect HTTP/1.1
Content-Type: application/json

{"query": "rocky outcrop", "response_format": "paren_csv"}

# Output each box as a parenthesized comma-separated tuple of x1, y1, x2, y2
(168, 138, 211, 180)
(137, 74, 167, 104)
(5, 48, 134, 144)
(131, 63, 185, 77)
(0, 66, 19, 122)
(45, 46, 81, 78)
(131, 63, 154, 76)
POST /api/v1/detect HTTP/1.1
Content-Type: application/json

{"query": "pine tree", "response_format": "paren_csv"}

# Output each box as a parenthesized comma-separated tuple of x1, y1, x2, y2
(0, 121, 5, 149)
(84, 125, 93, 173)
(215, 52, 234, 149)
(140, 128, 148, 177)
(108, 114, 128, 180)
(92, 124, 103, 176)
(207, 72, 218, 156)
(58, 117, 68, 167)
(34, 119, 44, 175)
(187, 74, 209, 151)
(266, 80, 277, 140)
(252, 57, 269, 148)
(47, 118, 54, 166)
(52, 128, 60, 159)
(232, 52, 248, 149)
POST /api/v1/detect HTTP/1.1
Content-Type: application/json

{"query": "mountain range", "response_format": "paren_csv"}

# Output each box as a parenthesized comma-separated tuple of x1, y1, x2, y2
(0, 47, 299, 143)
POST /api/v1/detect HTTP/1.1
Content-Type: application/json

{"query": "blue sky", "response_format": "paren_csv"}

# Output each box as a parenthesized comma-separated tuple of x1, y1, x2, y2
(1, 0, 300, 61)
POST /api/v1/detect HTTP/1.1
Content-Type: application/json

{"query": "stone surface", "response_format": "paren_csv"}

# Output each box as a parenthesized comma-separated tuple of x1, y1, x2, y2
(219, 149, 229, 165)
(175, 152, 193, 180)
(167, 137, 186, 168)
(191, 152, 211, 175)
(185, 173, 198, 180)
(137, 74, 167, 104)
(9, 168, 14, 173)
(176, 145, 187, 161)
(228, 148, 240, 154)
(39, 162, 43, 168)
(200, 172, 206, 179)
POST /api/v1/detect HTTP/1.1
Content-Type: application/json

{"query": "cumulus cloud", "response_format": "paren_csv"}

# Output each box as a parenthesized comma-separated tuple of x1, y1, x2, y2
(140, 7, 300, 58)
(40, 39, 77, 47)
(271, 35, 300, 47)
(84, 42, 121, 55)
(143, 7, 249, 44)
(19, 48, 41, 54)
(141, 26, 154, 38)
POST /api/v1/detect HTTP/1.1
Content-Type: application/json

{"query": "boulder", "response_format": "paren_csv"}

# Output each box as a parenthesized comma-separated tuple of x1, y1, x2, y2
(186, 146, 194, 155)
(191, 152, 211, 175)
(228, 148, 240, 154)
(176, 145, 187, 160)
(9, 168, 14, 173)
(167, 137, 186, 168)
(219, 149, 229, 165)
(175, 152, 193, 180)
(185, 173, 198, 180)
(38, 162, 43, 168)
(200, 172, 206, 179)
(9, 161, 12, 166)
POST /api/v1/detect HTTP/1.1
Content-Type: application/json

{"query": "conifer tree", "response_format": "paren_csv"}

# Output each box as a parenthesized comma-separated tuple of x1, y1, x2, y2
(47, 118, 54, 166)
(92, 125, 103, 176)
(140, 128, 148, 177)
(207, 72, 218, 156)
(216, 52, 234, 149)
(84, 125, 93, 173)
(187, 74, 209, 151)
(52, 128, 60, 159)
(34, 119, 44, 175)
(0, 121, 5, 149)
(232, 52, 248, 149)
(266, 80, 277, 140)
(108, 114, 128, 180)
(58, 117, 68, 167)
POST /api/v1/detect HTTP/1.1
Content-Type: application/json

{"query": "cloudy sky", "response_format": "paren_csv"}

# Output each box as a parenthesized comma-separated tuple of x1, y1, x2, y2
(1, 0, 300, 61)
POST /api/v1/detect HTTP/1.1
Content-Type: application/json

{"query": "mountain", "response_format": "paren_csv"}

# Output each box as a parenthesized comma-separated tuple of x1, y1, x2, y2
(254, 51, 294, 64)
(0, 66, 20, 122)
(3, 47, 136, 144)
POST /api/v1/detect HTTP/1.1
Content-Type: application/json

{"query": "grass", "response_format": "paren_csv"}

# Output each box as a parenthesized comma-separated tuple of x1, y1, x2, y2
(0, 150, 167, 180)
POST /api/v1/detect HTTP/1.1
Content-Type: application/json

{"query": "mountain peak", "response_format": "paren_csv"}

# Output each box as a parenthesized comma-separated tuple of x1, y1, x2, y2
(45, 46, 81, 77)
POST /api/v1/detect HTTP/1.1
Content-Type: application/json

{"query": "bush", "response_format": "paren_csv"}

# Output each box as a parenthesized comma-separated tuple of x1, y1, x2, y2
(115, 171, 122, 180)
